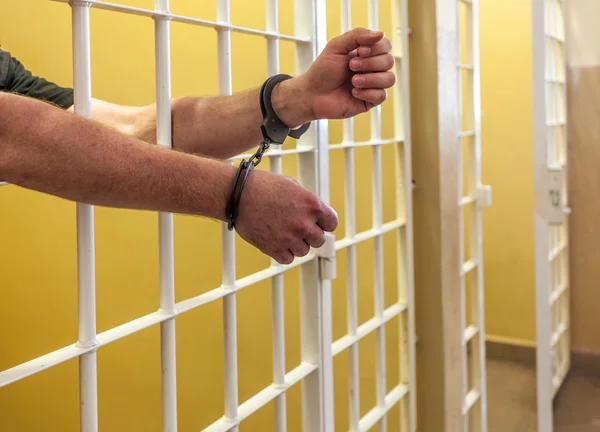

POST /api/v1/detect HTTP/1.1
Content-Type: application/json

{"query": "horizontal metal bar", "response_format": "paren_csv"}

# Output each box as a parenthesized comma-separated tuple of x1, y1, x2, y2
(357, 385, 408, 432)
(551, 322, 568, 348)
(546, 77, 565, 84)
(458, 131, 475, 137)
(459, 195, 476, 207)
(461, 260, 477, 276)
(460, 0, 473, 3)
(392, 53, 402, 60)
(545, 33, 565, 43)
(462, 389, 480, 415)
(331, 302, 407, 357)
(548, 243, 566, 261)
(229, 146, 313, 162)
(458, 64, 474, 70)
(202, 362, 318, 432)
(52, 0, 310, 43)
(335, 220, 405, 251)
(0, 254, 316, 388)
(463, 325, 479, 345)
(550, 282, 568, 305)
(547, 120, 566, 127)
(330, 138, 403, 150)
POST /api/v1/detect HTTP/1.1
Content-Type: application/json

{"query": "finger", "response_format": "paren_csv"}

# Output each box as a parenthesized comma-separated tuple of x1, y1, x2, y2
(289, 240, 311, 258)
(316, 203, 339, 232)
(352, 88, 388, 105)
(275, 250, 294, 265)
(327, 27, 385, 55)
(304, 227, 326, 249)
(349, 54, 395, 73)
(352, 71, 396, 89)
(357, 38, 392, 58)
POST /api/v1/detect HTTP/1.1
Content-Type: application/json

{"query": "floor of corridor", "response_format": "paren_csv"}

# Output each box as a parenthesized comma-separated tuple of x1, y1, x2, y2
(487, 357, 600, 431)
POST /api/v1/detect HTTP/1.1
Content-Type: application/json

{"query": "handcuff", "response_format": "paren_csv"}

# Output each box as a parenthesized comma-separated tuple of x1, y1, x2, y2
(226, 74, 311, 231)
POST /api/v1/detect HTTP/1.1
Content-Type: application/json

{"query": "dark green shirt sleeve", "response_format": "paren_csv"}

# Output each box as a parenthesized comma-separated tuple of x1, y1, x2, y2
(0, 50, 74, 109)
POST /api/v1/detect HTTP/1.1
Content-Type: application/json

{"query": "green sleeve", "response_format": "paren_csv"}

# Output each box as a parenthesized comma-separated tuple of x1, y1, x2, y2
(0, 50, 74, 110)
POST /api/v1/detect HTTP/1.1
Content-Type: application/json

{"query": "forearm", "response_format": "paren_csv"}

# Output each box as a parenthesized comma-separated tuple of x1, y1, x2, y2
(0, 92, 235, 220)
(133, 77, 313, 159)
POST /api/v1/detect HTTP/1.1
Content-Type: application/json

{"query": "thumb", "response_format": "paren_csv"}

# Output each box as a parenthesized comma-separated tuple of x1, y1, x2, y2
(326, 27, 384, 55)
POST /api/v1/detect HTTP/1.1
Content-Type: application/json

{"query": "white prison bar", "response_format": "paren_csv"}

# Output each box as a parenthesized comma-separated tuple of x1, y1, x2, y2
(330, 137, 402, 149)
(339, 0, 359, 427)
(545, 33, 565, 43)
(548, 242, 566, 261)
(461, 259, 477, 276)
(216, 0, 239, 428)
(357, 385, 409, 432)
(331, 302, 407, 357)
(202, 362, 318, 432)
(462, 389, 481, 415)
(463, 325, 479, 345)
(265, 0, 286, 427)
(547, 119, 566, 127)
(154, 0, 178, 429)
(71, 2, 98, 431)
(550, 322, 568, 348)
(335, 220, 405, 251)
(549, 282, 568, 305)
(52, 0, 309, 43)
(459, 195, 476, 206)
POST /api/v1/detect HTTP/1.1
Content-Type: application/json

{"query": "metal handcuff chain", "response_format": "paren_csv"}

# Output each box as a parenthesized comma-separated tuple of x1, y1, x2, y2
(226, 74, 311, 231)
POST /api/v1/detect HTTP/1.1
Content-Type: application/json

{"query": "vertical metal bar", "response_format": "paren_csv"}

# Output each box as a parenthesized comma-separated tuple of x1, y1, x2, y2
(340, 0, 360, 430)
(398, 1, 416, 429)
(266, 1, 287, 430)
(217, 0, 239, 429)
(456, 3, 469, 430)
(368, 1, 387, 431)
(71, 3, 98, 431)
(296, 1, 333, 431)
(153, 1, 178, 430)
(533, 0, 554, 429)
(471, 0, 487, 429)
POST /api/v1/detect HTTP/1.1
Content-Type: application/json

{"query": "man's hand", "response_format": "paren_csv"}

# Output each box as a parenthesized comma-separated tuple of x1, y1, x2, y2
(234, 170, 338, 265)
(275, 27, 395, 127)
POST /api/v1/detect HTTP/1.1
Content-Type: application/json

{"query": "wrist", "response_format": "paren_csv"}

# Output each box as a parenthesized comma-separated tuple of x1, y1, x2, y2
(271, 76, 315, 129)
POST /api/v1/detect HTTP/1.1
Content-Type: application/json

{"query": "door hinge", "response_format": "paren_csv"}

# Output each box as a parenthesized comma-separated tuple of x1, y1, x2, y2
(317, 233, 337, 281)
(477, 184, 493, 208)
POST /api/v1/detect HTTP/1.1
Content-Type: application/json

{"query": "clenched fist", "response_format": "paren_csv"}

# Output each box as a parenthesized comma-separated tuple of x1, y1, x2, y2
(234, 169, 338, 265)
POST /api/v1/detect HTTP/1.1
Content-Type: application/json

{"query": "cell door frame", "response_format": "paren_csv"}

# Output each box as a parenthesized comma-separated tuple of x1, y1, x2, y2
(532, 0, 570, 431)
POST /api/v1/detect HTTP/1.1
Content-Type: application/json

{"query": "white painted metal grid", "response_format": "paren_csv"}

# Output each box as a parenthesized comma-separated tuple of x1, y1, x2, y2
(0, 0, 415, 431)
(457, 0, 488, 430)
(328, 0, 415, 431)
(544, 0, 569, 398)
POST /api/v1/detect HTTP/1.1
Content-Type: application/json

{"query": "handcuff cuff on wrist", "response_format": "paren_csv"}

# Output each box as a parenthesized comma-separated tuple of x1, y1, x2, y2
(226, 74, 311, 231)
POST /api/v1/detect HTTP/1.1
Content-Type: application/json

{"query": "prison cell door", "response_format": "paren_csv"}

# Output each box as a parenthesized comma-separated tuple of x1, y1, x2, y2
(533, 0, 570, 431)
(457, 0, 492, 430)
(0, 0, 416, 431)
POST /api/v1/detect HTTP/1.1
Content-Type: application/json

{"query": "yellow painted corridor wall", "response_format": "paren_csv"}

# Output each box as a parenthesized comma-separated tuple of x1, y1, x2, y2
(0, 0, 404, 431)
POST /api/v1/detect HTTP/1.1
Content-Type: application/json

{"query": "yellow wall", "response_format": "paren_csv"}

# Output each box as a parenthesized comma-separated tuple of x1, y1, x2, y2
(479, 0, 536, 345)
(0, 0, 403, 430)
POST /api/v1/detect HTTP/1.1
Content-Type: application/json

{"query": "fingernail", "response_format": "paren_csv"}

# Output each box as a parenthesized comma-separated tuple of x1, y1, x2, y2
(352, 88, 361, 96)
(353, 75, 366, 87)
(350, 58, 361, 70)
(359, 46, 372, 56)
